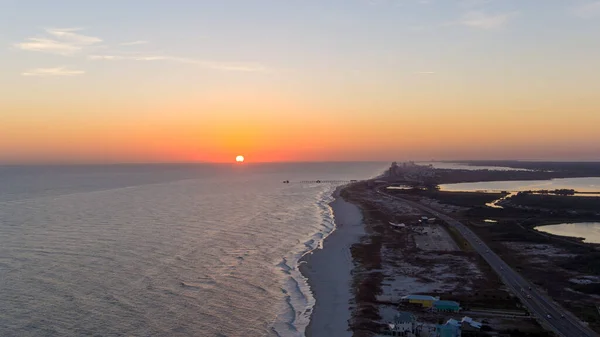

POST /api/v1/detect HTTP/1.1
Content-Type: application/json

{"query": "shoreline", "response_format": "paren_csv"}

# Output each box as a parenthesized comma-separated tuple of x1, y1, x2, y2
(299, 185, 364, 337)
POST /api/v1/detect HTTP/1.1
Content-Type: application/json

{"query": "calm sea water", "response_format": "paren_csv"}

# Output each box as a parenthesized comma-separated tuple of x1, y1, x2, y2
(535, 223, 600, 244)
(0, 163, 387, 337)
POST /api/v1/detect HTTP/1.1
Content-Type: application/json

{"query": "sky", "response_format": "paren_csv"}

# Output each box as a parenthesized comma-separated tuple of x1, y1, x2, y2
(1, 0, 600, 163)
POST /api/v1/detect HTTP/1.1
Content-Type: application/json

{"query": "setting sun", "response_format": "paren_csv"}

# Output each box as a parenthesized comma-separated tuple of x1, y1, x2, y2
(235, 155, 245, 163)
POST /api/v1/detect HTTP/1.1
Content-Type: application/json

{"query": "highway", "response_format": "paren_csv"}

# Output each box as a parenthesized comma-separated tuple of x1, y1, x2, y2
(377, 189, 598, 337)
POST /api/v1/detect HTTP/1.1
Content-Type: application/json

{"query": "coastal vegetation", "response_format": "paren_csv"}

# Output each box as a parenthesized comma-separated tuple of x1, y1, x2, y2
(507, 193, 600, 212)
(428, 161, 600, 185)
(339, 182, 542, 335)
(388, 189, 505, 208)
(459, 161, 600, 176)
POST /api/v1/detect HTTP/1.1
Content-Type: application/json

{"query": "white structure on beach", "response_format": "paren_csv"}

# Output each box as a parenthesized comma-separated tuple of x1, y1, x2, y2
(389, 222, 406, 228)
(384, 311, 416, 336)
(459, 316, 483, 331)
(438, 316, 482, 337)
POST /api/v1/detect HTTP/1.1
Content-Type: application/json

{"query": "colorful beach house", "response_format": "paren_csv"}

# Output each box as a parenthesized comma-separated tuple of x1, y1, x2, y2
(401, 294, 439, 308)
(435, 317, 481, 337)
(433, 300, 461, 312)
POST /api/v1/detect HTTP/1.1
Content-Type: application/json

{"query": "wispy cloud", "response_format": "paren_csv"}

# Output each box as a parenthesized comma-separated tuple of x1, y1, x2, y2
(88, 54, 268, 72)
(46, 28, 101, 45)
(22, 66, 85, 77)
(573, 1, 600, 18)
(119, 40, 148, 46)
(458, 11, 518, 29)
(13, 27, 268, 75)
(14, 28, 102, 55)
(459, 0, 492, 8)
(14, 38, 82, 56)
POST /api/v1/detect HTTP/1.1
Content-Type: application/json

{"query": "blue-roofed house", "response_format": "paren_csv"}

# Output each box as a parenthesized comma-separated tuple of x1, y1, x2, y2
(433, 300, 461, 312)
(436, 319, 462, 337)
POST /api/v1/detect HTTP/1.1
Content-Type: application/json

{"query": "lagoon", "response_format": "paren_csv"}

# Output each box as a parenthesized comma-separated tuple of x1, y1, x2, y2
(535, 223, 600, 244)
(440, 177, 600, 194)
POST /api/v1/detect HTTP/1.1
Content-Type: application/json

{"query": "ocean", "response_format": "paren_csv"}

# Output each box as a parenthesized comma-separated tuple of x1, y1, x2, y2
(0, 162, 387, 337)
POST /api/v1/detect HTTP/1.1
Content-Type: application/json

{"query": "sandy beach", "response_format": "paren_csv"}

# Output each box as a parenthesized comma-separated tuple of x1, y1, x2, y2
(300, 187, 365, 337)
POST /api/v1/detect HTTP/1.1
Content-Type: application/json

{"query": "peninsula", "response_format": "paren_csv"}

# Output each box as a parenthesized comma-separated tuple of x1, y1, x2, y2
(305, 161, 600, 337)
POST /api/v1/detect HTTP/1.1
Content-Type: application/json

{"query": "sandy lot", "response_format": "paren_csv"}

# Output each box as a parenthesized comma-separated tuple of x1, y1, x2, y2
(413, 224, 459, 252)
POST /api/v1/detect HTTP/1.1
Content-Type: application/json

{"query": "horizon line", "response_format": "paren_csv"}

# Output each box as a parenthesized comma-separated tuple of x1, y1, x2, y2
(2, 159, 600, 166)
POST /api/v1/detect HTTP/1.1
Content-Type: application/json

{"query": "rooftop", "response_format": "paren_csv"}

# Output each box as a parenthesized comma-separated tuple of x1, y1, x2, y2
(394, 311, 415, 324)
(434, 300, 460, 306)
(402, 294, 439, 301)
(462, 316, 483, 329)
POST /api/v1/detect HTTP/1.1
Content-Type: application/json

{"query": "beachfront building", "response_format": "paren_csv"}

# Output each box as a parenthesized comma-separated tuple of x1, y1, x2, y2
(436, 321, 461, 337)
(401, 295, 439, 308)
(435, 317, 482, 337)
(382, 312, 416, 336)
(433, 300, 461, 313)
(459, 317, 483, 332)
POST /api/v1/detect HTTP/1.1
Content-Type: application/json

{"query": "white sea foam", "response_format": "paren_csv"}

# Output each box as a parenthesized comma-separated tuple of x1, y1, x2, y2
(271, 184, 338, 337)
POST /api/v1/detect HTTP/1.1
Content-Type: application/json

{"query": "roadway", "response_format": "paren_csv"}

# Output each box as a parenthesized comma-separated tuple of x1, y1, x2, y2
(376, 188, 598, 337)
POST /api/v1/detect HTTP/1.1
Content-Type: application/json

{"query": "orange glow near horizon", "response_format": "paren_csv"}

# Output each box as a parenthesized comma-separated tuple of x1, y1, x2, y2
(2, 96, 600, 164)
(2, 65, 600, 164)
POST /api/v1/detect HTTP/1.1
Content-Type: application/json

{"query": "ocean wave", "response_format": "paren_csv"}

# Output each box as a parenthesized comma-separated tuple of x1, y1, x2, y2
(271, 183, 340, 337)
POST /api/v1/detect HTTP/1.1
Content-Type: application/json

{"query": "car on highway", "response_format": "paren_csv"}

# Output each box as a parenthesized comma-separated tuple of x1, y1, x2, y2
(547, 314, 552, 319)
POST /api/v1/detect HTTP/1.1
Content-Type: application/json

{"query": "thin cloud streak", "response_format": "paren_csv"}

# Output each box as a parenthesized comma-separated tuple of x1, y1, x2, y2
(14, 38, 82, 55)
(88, 54, 268, 72)
(46, 28, 102, 45)
(458, 11, 518, 29)
(22, 67, 85, 77)
(13, 28, 102, 55)
(459, 0, 492, 8)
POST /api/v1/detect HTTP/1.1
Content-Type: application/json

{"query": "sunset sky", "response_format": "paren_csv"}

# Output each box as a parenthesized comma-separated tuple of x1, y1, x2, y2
(2, 0, 600, 163)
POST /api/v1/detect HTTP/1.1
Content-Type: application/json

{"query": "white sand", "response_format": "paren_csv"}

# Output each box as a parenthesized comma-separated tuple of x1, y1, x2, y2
(300, 190, 365, 337)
